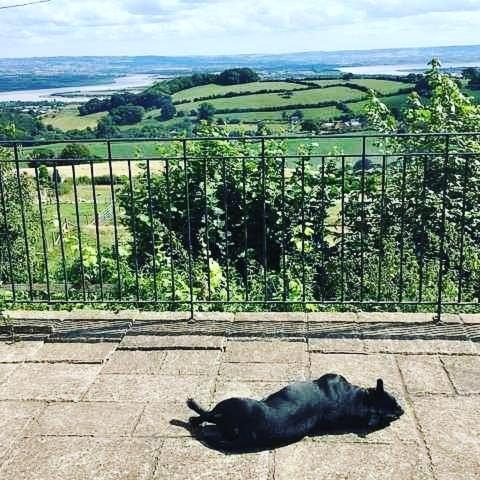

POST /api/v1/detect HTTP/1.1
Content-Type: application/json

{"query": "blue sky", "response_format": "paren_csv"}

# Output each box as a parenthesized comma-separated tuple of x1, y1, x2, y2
(1, 0, 480, 57)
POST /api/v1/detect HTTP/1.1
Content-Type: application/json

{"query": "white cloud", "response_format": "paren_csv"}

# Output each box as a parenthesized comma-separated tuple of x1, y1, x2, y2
(1, 0, 480, 56)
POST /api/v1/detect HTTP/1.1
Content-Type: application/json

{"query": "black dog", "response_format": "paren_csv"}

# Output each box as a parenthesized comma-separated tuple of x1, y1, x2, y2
(187, 374, 404, 449)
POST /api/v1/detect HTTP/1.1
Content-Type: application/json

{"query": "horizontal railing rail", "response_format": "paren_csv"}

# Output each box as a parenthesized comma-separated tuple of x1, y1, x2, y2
(1, 132, 480, 320)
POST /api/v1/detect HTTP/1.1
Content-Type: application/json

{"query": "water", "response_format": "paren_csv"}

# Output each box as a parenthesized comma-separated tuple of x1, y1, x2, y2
(339, 62, 480, 76)
(0, 74, 161, 103)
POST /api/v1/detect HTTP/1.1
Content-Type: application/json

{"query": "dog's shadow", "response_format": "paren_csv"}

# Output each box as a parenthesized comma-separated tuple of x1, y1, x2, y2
(169, 419, 388, 454)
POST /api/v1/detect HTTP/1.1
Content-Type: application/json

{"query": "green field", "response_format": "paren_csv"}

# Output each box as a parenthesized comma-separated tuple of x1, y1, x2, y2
(42, 78, 422, 135)
(42, 107, 105, 131)
(177, 86, 367, 112)
(172, 81, 306, 102)
(347, 79, 413, 94)
(216, 105, 345, 122)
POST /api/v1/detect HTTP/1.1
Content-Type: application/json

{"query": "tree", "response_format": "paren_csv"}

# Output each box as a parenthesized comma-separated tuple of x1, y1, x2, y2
(109, 105, 144, 125)
(197, 103, 216, 121)
(60, 143, 91, 160)
(342, 73, 354, 81)
(0, 143, 40, 288)
(159, 97, 176, 121)
(463, 67, 480, 90)
(28, 148, 55, 167)
(217, 68, 259, 85)
(96, 116, 120, 138)
(353, 59, 480, 303)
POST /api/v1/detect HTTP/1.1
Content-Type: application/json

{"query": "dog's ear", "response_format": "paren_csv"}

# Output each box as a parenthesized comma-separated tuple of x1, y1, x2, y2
(376, 379, 384, 394)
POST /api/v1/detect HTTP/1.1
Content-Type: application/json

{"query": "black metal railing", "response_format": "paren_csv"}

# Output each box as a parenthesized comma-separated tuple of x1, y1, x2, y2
(1, 132, 480, 320)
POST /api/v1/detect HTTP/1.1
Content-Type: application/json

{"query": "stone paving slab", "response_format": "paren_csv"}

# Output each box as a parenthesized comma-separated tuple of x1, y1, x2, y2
(153, 437, 271, 480)
(307, 312, 358, 322)
(397, 355, 454, 395)
(413, 396, 480, 480)
(160, 350, 221, 376)
(0, 437, 161, 480)
(364, 338, 478, 355)
(225, 340, 308, 364)
(134, 402, 193, 438)
(31, 342, 116, 364)
(235, 312, 305, 322)
(307, 321, 360, 338)
(101, 350, 167, 374)
(0, 341, 44, 363)
(357, 312, 434, 323)
(274, 440, 433, 480)
(228, 321, 306, 337)
(0, 363, 101, 401)
(85, 374, 215, 404)
(0, 364, 18, 383)
(27, 402, 142, 437)
(51, 319, 132, 341)
(129, 320, 229, 336)
(440, 355, 480, 394)
(119, 334, 225, 350)
(219, 362, 307, 383)
(359, 322, 468, 340)
(308, 338, 366, 354)
(460, 313, 480, 324)
(0, 401, 45, 462)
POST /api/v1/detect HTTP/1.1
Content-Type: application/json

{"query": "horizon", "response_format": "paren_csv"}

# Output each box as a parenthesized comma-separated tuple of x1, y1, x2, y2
(1, 42, 480, 61)
(2, 0, 480, 57)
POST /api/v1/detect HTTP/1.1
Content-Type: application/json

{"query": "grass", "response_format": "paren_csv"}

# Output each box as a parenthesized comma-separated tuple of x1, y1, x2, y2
(20, 159, 166, 179)
(173, 81, 306, 102)
(217, 106, 345, 123)
(42, 107, 105, 131)
(347, 79, 413, 95)
(177, 87, 367, 113)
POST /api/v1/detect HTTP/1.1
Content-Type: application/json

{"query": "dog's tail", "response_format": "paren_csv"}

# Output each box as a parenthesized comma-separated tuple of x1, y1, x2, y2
(187, 398, 209, 417)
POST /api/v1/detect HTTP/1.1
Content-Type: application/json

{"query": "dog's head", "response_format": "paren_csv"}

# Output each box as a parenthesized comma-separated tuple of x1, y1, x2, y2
(368, 379, 404, 422)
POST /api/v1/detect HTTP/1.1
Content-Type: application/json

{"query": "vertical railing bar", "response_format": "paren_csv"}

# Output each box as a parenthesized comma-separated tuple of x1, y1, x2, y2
(127, 159, 140, 301)
(261, 138, 268, 302)
(377, 154, 387, 302)
(320, 155, 325, 295)
(183, 139, 194, 319)
(222, 156, 230, 301)
(71, 163, 86, 301)
(203, 156, 211, 300)
(242, 155, 248, 301)
(398, 155, 407, 303)
(89, 160, 104, 301)
(360, 136, 366, 302)
(14, 145, 33, 301)
(52, 163, 68, 301)
(457, 155, 469, 303)
(281, 155, 287, 304)
(418, 155, 428, 303)
(107, 141, 122, 301)
(340, 155, 345, 302)
(436, 135, 450, 322)
(165, 158, 176, 305)
(145, 157, 158, 302)
(0, 163, 16, 301)
(34, 166, 51, 301)
(301, 154, 306, 305)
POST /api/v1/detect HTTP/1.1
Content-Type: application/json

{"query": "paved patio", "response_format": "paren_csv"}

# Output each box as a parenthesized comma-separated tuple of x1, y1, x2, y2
(0, 311, 479, 479)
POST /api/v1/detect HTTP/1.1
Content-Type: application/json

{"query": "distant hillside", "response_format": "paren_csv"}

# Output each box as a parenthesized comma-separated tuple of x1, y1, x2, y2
(1, 44, 480, 91)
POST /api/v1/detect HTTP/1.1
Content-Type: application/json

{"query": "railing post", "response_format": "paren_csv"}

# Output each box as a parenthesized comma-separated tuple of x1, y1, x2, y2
(14, 144, 34, 301)
(183, 139, 194, 320)
(435, 135, 449, 323)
